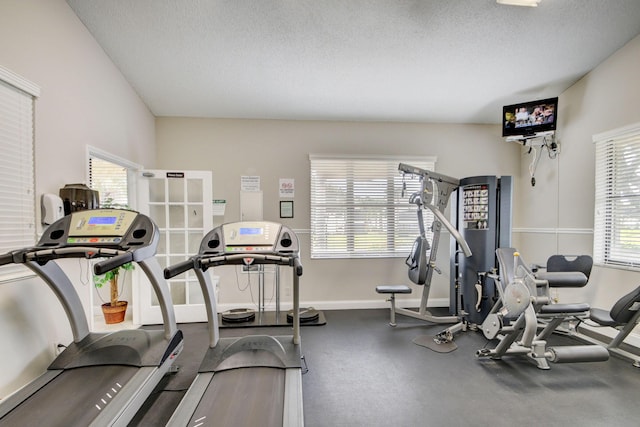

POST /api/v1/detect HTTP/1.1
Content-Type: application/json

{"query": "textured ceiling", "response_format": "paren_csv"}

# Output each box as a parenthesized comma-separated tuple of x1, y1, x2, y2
(66, 0, 640, 124)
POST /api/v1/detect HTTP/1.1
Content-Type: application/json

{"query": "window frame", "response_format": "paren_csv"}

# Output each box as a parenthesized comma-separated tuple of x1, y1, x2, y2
(593, 122, 640, 271)
(0, 66, 40, 283)
(309, 154, 436, 259)
(86, 146, 141, 211)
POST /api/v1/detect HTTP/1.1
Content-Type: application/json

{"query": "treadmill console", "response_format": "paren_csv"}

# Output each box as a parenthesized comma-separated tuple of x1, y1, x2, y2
(38, 208, 157, 251)
(66, 209, 138, 244)
(200, 221, 299, 255)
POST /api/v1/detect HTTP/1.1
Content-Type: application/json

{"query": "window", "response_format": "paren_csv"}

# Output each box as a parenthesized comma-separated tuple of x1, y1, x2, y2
(309, 155, 436, 259)
(593, 122, 640, 270)
(87, 147, 140, 210)
(0, 66, 39, 282)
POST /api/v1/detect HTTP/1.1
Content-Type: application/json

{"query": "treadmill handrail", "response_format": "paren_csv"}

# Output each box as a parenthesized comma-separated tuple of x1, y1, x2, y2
(164, 258, 196, 279)
(22, 247, 125, 263)
(93, 252, 135, 275)
(198, 253, 298, 269)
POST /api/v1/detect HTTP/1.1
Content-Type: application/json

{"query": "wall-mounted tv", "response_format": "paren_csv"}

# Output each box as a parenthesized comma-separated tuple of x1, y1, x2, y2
(502, 97, 558, 138)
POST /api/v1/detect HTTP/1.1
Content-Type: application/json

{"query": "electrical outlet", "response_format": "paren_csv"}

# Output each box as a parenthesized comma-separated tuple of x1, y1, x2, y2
(54, 343, 66, 356)
(284, 287, 291, 297)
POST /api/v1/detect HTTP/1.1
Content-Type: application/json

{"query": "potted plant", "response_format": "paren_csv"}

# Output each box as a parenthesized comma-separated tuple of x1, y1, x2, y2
(94, 262, 135, 324)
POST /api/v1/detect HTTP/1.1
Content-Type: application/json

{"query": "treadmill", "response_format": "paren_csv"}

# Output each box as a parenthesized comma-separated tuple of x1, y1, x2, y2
(164, 221, 305, 427)
(0, 209, 183, 426)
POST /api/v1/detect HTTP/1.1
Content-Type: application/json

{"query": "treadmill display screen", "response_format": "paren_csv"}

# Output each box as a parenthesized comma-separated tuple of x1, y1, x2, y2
(88, 216, 117, 225)
(239, 227, 263, 235)
(68, 209, 138, 238)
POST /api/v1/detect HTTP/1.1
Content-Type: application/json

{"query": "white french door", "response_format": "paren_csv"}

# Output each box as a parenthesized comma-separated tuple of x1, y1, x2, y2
(135, 169, 214, 324)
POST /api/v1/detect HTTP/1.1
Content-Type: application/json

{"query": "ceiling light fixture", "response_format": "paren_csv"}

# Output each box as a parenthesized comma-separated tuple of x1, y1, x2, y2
(497, 0, 541, 6)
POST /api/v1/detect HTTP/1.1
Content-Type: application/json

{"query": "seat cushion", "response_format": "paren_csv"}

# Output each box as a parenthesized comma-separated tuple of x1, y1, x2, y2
(539, 302, 590, 315)
(536, 271, 588, 288)
(589, 307, 619, 327)
(376, 285, 412, 294)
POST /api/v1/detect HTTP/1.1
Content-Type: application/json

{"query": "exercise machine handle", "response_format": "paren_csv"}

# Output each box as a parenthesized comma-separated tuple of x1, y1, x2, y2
(94, 252, 134, 275)
(0, 252, 16, 266)
(294, 257, 303, 276)
(425, 204, 472, 257)
(164, 259, 195, 279)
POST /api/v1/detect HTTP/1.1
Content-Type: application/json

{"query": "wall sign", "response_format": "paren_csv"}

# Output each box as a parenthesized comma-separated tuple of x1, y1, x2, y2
(280, 201, 294, 218)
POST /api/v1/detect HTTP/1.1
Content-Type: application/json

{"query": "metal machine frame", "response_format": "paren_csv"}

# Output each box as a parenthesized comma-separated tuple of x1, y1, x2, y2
(0, 209, 183, 426)
(476, 248, 609, 369)
(165, 221, 304, 426)
(389, 164, 471, 325)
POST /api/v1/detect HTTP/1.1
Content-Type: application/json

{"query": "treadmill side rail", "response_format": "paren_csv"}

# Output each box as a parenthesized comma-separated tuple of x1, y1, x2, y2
(0, 370, 63, 419)
(283, 368, 305, 427)
(165, 373, 215, 427)
(91, 340, 182, 427)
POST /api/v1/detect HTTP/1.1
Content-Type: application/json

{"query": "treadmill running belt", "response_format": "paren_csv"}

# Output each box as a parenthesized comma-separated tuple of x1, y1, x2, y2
(1, 365, 138, 426)
(189, 367, 286, 427)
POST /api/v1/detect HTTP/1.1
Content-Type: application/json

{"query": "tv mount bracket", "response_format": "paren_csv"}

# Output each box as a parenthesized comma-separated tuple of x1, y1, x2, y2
(506, 132, 559, 186)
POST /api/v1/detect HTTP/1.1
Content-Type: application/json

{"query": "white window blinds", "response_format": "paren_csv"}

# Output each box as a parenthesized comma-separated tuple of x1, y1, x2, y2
(593, 122, 640, 270)
(0, 67, 40, 282)
(88, 156, 129, 209)
(309, 155, 436, 259)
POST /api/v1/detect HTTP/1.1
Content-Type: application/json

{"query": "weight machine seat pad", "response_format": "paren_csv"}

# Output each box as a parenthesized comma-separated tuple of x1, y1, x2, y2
(589, 307, 619, 327)
(376, 285, 412, 294)
(536, 271, 588, 288)
(539, 302, 590, 315)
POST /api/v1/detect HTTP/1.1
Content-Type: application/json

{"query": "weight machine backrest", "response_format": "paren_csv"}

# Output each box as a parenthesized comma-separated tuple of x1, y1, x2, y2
(406, 236, 429, 285)
(610, 285, 640, 325)
(546, 255, 593, 281)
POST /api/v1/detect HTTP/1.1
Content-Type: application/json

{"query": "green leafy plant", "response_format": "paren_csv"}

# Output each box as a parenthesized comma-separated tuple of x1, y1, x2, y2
(94, 262, 135, 307)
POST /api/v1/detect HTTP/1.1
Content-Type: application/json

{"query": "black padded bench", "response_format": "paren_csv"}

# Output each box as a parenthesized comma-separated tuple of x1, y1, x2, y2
(376, 285, 412, 326)
(534, 270, 592, 340)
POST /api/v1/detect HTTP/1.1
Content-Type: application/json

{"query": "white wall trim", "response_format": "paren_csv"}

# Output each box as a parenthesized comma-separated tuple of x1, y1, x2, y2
(86, 145, 143, 171)
(593, 121, 640, 143)
(300, 227, 594, 236)
(513, 227, 592, 235)
(0, 65, 40, 97)
(309, 153, 438, 163)
(217, 297, 448, 312)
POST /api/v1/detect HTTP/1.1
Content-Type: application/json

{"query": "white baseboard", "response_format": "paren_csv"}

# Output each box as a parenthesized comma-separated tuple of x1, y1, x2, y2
(216, 297, 449, 312)
(578, 323, 640, 350)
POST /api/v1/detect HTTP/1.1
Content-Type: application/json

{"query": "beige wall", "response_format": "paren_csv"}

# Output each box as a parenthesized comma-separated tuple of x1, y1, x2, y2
(155, 119, 520, 308)
(0, 0, 155, 397)
(1, 0, 639, 402)
(514, 35, 640, 319)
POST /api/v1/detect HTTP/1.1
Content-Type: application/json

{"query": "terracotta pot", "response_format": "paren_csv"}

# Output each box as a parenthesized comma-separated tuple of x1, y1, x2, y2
(101, 301, 128, 324)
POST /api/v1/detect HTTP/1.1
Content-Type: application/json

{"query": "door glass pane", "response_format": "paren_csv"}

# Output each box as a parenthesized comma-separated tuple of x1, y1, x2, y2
(171, 281, 186, 304)
(189, 231, 203, 252)
(168, 178, 185, 203)
(169, 231, 186, 253)
(187, 179, 204, 203)
(151, 290, 159, 307)
(169, 255, 187, 268)
(150, 205, 166, 228)
(188, 280, 204, 304)
(187, 205, 204, 228)
(149, 179, 165, 203)
(169, 205, 185, 228)
(156, 233, 167, 254)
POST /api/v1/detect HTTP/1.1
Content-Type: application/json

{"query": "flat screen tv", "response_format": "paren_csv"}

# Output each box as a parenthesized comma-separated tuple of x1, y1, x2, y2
(502, 97, 558, 138)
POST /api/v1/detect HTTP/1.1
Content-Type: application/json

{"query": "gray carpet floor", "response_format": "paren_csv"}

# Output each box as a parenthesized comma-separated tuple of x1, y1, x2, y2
(131, 309, 640, 426)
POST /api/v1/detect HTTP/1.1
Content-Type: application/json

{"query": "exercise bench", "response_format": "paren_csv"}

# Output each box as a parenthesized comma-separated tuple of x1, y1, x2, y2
(376, 285, 412, 326)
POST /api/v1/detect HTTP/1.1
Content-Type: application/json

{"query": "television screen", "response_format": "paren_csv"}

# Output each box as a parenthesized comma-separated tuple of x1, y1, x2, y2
(502, 97, 558, 138)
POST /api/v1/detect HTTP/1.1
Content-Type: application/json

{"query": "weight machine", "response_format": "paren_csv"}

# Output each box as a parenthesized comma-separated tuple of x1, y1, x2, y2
(376, 163, 471, 329)
(476, 248, 609, 369)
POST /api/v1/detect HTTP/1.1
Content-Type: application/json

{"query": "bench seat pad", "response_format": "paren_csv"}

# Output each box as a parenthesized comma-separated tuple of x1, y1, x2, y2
(376, 285, 412, 294)
(539, 302, 590, 315)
